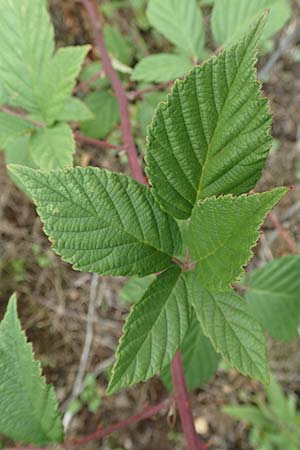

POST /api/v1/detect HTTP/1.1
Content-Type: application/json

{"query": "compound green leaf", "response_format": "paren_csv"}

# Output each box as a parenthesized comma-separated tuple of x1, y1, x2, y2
(29, 123, 75, 169)
(0, 0, 54, 113)
(40, 45, 90, 125)
(161, 311, 220, 391)
(107, 266, 190, 394)
(192, 285, 269, 383)
(146, 14, 271, 219)
(0, 295, 63, 445)
(57, 97, 94, 122)
(132, 53, 193, 83)
(212, 0, 291, 47)
(243, 255, 300, 342)
(147, 0, 205, 59)
(0, 112, 34, 149)
(8, 165, 182, 276)
(81, 90, 120, 139)
(186, 189, 287, 290)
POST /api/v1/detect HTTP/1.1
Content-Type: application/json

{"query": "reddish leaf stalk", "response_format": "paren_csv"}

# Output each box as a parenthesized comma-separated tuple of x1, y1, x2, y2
(269, 211, 298, 253)
(80, 0, 146, 184)
(75, 131, 122, 150)
(171, 352, 208, 450)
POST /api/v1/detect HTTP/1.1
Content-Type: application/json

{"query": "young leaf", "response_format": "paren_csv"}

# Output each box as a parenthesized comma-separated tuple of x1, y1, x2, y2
(161, 312, 220, 391)
(0, 112, 34, 149)
(57, 97, 94, 122)
(81, 90, 120, 139)
(4, 137, 37, 193)
(147, 0, 205, 59)
(40, 45, 90, 125)
(212, 0, 291, 47)
(132, 53, 193, 83)
(244, 255, 300, 342)
(104, 25, 133, 66)
(186, 189, 287, 290)
(0, 294, 63, 445)
(29, 123, 75, 169)
(107, 266, 190, 394)
(0, 0, 54, 112)
(192, 285, 269, 383)
(146, 13, 270, 219)
(8, 166, 182, 276)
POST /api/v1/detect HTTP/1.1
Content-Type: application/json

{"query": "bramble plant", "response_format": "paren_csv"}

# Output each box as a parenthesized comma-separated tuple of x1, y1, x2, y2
(1, 0, 299, 449)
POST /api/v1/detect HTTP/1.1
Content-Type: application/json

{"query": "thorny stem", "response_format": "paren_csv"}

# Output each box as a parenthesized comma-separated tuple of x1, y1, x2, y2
(80, 0, 146, 184)
(74, 131, 123, 150)
(268, 211, 298, 253)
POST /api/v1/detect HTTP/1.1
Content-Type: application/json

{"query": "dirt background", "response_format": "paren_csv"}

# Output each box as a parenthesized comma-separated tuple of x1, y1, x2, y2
(1, 1, 300, 449)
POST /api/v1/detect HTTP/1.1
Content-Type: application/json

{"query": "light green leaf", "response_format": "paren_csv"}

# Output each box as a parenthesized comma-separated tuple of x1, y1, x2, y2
(4, 136, 37, 193)
(161, 311, 219, 391)
(244, 255, 300, 342)
(104, 25, 133, 65)
(29, 123, 75, 169)
(79, 62, 109, 91)
(0, 295, 63, 444)
(132, 53, 193, 83)
(81, 90, 120, 139)
(40, 45, 90, 125)
(147, 0, 205, 59)
(119, 275, 156, 304)
(8, 166, 182, 276)
(137, 91, 166, 137)
(57, 97, 94, 122)
(186, 189, 287, 290)
(107, 266, 190, 394)
(0, 112, 34, 149)
(0, 0, 54, 113)
(146, 14, 271, 219)
(212, 0, 291, 47)
(192, 285, 269, 383)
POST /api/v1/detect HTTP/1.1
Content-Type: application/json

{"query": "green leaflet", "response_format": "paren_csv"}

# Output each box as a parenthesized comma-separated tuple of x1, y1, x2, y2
(147, 0, 205, 59)
(0, 112, 34, 148)
(0, 0, 89, 125)
(132, 53, 193, 83)
(81, 90, 120, 139)
(161, 311, 220, 391)
(212, 0, 292, 47)
(243, 255, 300, 342)
(8, 165, 182, 277)
(0, 295, 63, 445)
(107, 266, 190, 394)
(119, 275, 156, 304)
(186, 189, 287, 290)
(0, 0, 54, 113)
(192, 285, 269, 383)
(104, 25, 133, 66)
(57, 97, 94, 122)
(29, 123, 75, 169)
(146, 13, 271, 219)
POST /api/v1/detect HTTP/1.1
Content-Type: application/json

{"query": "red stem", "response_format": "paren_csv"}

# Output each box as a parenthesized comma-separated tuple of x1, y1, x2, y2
(80, 0, 146, 184)
(268, 211, 298, 253)
(67, 398, 170, 447)
(171, 352, 207, 450)
(75, 131, 122, 150)
(4, 399, 170, 450)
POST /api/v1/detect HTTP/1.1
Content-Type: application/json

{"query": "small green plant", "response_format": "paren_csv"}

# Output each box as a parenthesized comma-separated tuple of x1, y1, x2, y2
(224, 376, 300, 450)
(68, 373, 102, 415)
(0, 0, 299, 449)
